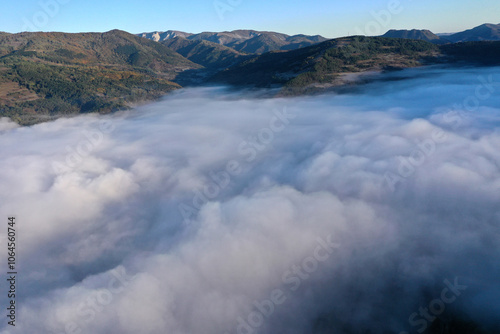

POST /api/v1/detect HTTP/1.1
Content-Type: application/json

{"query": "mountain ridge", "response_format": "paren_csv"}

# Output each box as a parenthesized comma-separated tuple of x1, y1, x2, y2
(161, 37, 250, 69)
(208, 36, 443, 93)
(138, 29, 328, 54)
(447, 23, 500, 42)
(381, 23, 500, 44)
(382, 29, 447, 44)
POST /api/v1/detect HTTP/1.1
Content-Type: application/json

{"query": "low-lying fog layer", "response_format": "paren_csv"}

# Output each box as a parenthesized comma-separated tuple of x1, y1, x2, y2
(1, 66, 499, 334)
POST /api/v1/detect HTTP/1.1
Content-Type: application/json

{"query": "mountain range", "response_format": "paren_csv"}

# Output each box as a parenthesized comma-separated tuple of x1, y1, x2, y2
(138, 30, 328, 54)
(382, 23, 500, 44)
(1, 23, 500, 125)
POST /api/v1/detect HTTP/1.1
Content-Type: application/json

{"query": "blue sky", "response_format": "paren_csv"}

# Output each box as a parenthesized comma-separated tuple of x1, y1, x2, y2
(2, 0, 499, 37)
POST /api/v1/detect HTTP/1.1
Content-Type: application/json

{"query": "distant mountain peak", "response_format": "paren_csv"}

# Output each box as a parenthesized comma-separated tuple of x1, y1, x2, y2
(382, 29, 442, 43)
(138, 29, 327, 54)
(138, 30, 193, 42)
(447, 23, 500, 42)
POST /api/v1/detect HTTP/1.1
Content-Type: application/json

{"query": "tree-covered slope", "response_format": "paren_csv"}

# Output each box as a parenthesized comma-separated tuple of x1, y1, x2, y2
(0, 30, 200, 124)
(161, 37, 249, 69)
(209, 36, 440, 91)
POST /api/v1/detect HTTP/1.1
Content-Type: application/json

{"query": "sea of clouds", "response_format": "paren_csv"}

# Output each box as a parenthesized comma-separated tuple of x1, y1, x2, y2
(0, 66, 499, 334)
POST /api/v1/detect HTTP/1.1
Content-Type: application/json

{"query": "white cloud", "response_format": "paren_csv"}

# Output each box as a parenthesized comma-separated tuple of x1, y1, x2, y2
(1, 67, 499, 334)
